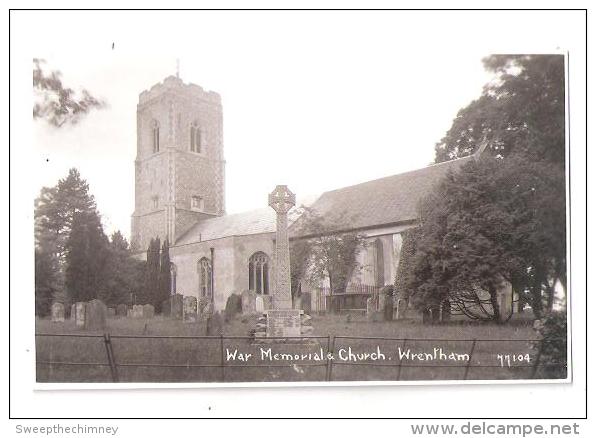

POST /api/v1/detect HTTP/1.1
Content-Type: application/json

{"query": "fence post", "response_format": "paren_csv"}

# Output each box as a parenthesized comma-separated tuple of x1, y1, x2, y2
(463, 339, 477, 381)
(531, 339, 544, 379)
(220, 334, 225, 382)
(396, 338, 408, 381)
(103, 333, 119, 382)
(325, 335, 335, 381)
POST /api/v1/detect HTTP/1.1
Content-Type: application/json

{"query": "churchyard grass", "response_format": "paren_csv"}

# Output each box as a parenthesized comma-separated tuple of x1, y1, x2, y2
(36, 313, 540, 383)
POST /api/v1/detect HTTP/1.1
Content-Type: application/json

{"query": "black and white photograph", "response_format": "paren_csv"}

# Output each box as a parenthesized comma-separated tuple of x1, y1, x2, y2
(8, 6, 589, 424)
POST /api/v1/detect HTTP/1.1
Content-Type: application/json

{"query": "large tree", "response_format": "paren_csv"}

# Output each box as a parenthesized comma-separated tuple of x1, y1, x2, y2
(64, 210, 110, 303)
(101, 231, 146, 307)
(35, 168, 98, 304)
(290, 208, 366, 296)
(435, 54, 565, 167)
(406, 156, 565, 320)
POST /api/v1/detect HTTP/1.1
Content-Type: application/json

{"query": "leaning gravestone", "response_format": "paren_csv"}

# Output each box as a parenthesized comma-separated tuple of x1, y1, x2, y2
(143, 304, 155, 318)
(75, 302, 86, 328)
(241, 290, 257, 314)
(51, 302, 65, 322)
(183, 296, 198, 323)
(84, 299, 107, 331)
(116, 304, 128, 317)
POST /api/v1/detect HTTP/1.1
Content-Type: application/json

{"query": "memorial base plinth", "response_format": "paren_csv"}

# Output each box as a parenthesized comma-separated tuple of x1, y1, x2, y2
(249, 309, 316, 344)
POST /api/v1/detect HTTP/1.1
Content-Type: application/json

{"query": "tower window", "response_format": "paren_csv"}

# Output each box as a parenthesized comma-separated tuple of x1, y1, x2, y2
(152, 120, 160, 153)
(152, 196, 159, 209)
(190, 122, 202, 153)
(191, 195, 204, 211)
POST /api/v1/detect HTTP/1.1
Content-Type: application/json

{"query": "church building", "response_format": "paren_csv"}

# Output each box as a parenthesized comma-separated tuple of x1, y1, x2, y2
(130, 76, 509, 316)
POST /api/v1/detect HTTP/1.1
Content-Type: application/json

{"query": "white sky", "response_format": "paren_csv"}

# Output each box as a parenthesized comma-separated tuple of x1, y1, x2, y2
(24, 10, 569, 239)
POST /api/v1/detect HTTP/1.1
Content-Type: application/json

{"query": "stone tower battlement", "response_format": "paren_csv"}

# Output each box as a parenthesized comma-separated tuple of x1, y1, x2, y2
(138, 75, 221, 106)
(131, 75, 226, 253)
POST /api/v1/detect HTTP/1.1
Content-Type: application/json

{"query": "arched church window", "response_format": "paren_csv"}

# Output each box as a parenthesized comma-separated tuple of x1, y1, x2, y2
(248, 252, 270, 295)
(190, 122, 202, 153)
(151, 120, 160, 153)
(198, 257, 212, 298)
(170, 263, 177, 295)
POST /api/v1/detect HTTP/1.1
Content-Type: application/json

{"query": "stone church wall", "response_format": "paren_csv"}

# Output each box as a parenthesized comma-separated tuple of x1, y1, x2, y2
(169, 232, 276, 311)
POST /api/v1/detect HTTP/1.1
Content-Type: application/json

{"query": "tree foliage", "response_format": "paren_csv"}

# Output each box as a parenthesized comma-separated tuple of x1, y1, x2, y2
(290, 208, 366, 295)
(405, 156, 565, 320)
(33, 58, 105, 127)
(158, 239, 172, 312)
(65, 210, 110, 303)
(35, 168, 145, 310)
(435, 54, 565, 167)
(404, 54, 567, 321)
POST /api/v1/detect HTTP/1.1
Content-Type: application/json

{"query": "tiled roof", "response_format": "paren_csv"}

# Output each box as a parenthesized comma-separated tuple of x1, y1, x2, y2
(175, 208, 275, 245)
(175, 207, 303, 245)
(290, 156, 474, 236)
(176, 156, 474, 245)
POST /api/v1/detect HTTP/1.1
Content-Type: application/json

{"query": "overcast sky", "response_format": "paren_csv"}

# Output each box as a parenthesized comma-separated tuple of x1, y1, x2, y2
(24, 10, 568, 239)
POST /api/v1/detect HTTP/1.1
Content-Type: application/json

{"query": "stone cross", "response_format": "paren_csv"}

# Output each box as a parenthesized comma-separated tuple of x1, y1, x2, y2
(268, 185, 295, 310)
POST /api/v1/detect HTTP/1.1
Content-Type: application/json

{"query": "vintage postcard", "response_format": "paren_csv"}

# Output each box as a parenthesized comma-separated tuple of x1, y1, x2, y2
(25, 12, 570, 388)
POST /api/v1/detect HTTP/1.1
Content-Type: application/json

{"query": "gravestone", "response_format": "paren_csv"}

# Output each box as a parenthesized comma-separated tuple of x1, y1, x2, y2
(382, 293, 393, 321)
(202, 301, 214, 320)
(255, 295, 265, 313)
(206, 311, 224, 336)
(143, 304, 155, 318)
(75, 302, 86, 328)
(84, 299, 107, 331)
(116, 304, 128, 317)
(183, 296, 198, 323)
(301, 292, 312, 313)
(171, 294, 183, 319)
(107, 307, 116, 318)
(161, 298, 171, 317)
(262, 295, 272, 311)
(51, 302, 65, 322)
(292, 295, 302, 310)
(70, 304, 76, 320)
(439, 300, 451, 322)
(132, 304, 144, 319)
(241, 290, 257, 314)
(224, 293, 243, 322)
(395, 298, 408, 320)
(264, 185, 303, 338)
(497, 280, 513, 321)
(366, 297, 375, 317)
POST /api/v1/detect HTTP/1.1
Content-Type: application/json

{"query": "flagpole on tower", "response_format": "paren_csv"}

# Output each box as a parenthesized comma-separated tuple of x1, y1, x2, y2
(176, 58, 180, 78)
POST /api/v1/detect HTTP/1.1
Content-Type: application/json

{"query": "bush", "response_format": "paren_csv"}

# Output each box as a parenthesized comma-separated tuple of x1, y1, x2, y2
(532, 312, 567, 379)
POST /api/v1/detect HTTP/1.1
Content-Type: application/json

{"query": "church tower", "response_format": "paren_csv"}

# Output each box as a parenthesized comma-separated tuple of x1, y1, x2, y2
(131, 75, 225, 252)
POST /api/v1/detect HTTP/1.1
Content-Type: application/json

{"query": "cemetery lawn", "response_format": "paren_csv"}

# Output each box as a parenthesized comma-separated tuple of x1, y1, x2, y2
(36, 313, 542, 383)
